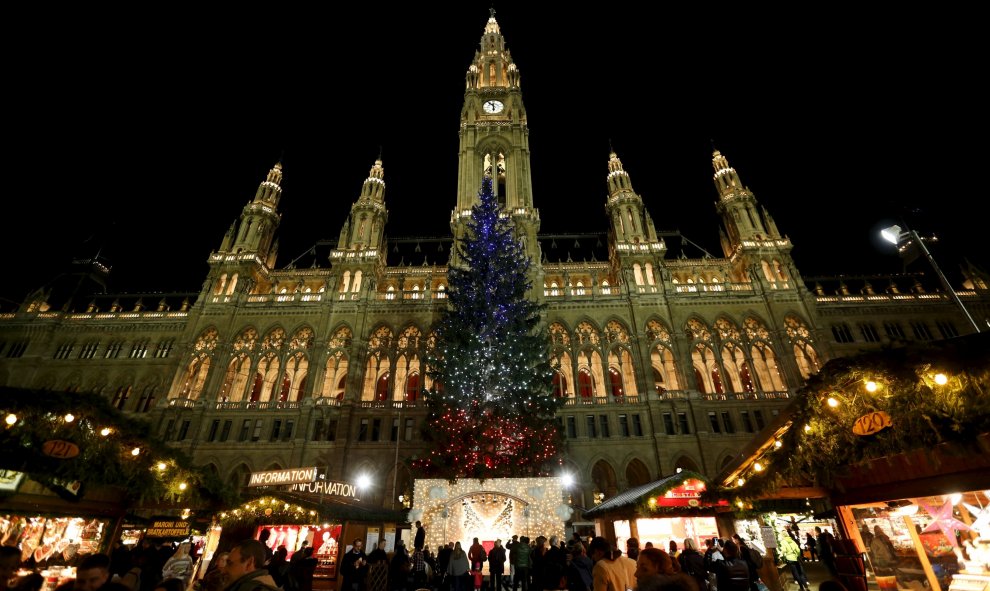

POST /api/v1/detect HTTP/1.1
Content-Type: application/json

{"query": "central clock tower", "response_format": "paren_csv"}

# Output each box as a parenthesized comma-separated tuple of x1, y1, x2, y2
(452, 10, 542, 272)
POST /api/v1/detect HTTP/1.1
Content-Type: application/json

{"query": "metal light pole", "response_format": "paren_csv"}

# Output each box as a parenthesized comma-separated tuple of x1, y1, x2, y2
(881, 224, 981, 333)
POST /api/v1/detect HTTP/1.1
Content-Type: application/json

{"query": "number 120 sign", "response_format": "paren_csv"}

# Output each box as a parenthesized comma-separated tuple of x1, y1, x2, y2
(42, 440, 80, 459)
(851, 411, 892, 436)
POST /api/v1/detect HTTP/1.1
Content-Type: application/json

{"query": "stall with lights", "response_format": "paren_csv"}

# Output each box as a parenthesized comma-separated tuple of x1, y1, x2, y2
(581, 471, 731, 553)
(715, 333, 990, 591)
(1, 387, 232, 588)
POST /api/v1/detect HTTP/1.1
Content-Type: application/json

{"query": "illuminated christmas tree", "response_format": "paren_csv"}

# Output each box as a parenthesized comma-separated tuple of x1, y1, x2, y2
(415, 177, 562, 479)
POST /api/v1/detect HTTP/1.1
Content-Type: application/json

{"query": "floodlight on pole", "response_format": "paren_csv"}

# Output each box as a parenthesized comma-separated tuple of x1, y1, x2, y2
(880, 224, 980, 333)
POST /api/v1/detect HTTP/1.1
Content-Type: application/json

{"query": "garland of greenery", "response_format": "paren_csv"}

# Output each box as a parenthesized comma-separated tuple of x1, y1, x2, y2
(0, 387, 237, 506)
(714, 334, 990, 503)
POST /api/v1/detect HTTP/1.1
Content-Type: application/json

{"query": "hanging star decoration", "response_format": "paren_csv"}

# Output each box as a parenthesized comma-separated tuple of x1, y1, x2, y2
(916, 498, 972, 547)
(963, 503, 990, 538)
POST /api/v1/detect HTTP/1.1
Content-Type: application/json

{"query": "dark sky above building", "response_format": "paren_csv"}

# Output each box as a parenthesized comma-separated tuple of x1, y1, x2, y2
(2, 6, 984, 309)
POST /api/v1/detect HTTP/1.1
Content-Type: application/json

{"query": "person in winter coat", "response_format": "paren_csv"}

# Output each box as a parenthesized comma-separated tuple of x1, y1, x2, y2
(223, 541, 281, 591)
(447, 543, 470, 591)
(713, 542, 749, 591)
(161, 543, 194, 589)
(778, 536, 808, 591)
(677, 539, 707, 591)
(489, 540, 507, 591)
(510, 537, 532, 591)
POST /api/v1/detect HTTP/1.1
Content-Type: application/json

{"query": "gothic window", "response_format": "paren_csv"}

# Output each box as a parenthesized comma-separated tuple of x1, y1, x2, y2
(226, 273, 239, 295)
(321, 351, 349, 399)
(751, 342, 787, 391)
(605, 321, 629, 344)
(761, 260, 776, 284)
(111, 386, 131, 410)
(282, 351, 309, 401)
(608, 367, 624, 398)
(340, 271, 351, 293)
(784, 315, 812, 341)
(553, 351, 574, 398)
(633, 264, 644, 286)
(714, 317, 741, 342)
(328, 326, 353, 349)
(645, 263, 655, 285)
(578, 368, 594, 398)
(220, 354, 251, 402)
(552, 371, 567, 397)
(189, 330, 216, 355)
(214, 274, 227, 295)
(575, 322, 601, 346)
(651, 346, 680, 391)
(256, 352, 281, 402)
(352, 270, 362, 292)
(652, 368, 665, 395)
(832, 323, 854, 343)
(720, 344, 751, 393)
(691, 344, 720, 394)
(607, 347, 635, 398)
(375, 372, 390, 401)
(792, 342, 821, 379)
(743, 317, 771, 342)
(774, 260, 788, 282)
(685, 319, 712, 342)
(178, 355, 211, 400)
(405, 373, 420, 401)
(575, 281, 586, 296)
(261, 328, 285, 351)
(646, 319, 672, 344)
(549, 323, 571, 347)
(859, 323, 880, 342)
(289, 327, 315, 350)
(233, 327, 258, 352)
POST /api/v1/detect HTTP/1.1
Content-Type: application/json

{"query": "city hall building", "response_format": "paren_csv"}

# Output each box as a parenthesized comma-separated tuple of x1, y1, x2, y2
(1, 14, 986, 512)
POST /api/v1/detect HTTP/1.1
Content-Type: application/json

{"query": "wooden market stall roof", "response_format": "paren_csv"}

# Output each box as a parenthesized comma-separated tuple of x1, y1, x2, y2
(583, 471, 723, 519)
(711, 332, 990, 504)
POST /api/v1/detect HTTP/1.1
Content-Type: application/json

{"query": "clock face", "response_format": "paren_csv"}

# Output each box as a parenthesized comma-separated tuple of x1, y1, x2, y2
(483, 100, 504, 114)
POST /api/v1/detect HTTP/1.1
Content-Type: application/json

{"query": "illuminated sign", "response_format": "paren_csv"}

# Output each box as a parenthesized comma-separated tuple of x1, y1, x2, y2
(146, 520, 191, 537)
(248, 467, 318, 487)
(852, 411, 892, 436)
(289, 480, 360, 500)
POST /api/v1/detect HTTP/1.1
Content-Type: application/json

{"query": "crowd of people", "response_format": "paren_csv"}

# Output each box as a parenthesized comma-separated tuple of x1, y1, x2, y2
(332, 527, 849, 591)
(2, 523, 851, 591)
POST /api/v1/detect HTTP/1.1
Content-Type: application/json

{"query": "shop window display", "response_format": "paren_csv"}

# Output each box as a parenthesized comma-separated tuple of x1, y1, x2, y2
(849, 492, 990, 591)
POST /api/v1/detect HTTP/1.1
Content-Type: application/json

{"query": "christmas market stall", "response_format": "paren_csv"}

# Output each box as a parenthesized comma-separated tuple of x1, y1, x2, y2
(582, 471, 730, 552)
(0, 387, 233, 586)
(714, 333, 990, 591)
(206, 474, 408, 591)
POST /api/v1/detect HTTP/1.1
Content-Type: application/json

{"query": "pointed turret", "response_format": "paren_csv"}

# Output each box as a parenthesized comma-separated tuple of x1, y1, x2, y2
(712, 149, 801, 289)
(712, 149, 779, 248)
(604, 151, 661, 248)
(465, 9, 521, 90)
(603, 151, 666, 292)
(336, 159, 389, 251)
(330, 158, 389, 300)
(229, 161, 283, 259)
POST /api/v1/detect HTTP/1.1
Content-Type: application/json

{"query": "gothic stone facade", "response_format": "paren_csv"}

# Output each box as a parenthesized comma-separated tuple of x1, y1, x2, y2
(1, 15, 987, 511)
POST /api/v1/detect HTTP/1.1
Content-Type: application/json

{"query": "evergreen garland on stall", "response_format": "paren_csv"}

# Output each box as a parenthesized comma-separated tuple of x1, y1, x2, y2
(718, 335, 990, 503)
(414, 177, 563, 480)
(0, 386, 236, 506)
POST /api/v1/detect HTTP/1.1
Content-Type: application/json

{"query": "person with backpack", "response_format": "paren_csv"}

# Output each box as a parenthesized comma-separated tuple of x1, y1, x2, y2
(778, 535, 808, 591)
(713, 542, 749, 591)
(677, 540, 708, 591)
(730, 537, 761, 591)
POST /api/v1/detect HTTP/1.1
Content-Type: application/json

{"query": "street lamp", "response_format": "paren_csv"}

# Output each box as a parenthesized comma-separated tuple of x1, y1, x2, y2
(881, 224, 981, 333)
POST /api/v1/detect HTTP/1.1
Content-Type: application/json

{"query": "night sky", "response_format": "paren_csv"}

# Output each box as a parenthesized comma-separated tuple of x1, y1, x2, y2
(2, 7, 984, 309)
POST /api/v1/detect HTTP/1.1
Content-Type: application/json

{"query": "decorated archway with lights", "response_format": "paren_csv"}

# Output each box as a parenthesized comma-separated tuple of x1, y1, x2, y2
(410, 477, 570, 554)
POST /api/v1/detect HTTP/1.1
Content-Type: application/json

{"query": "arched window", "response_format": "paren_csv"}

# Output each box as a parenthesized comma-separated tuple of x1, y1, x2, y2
(653, 367, 665, 394)
(578, 369, 594, 398)
(352, 270, 362, 292)
(608, 367, 623, 398)
(405, 373, 420, 401)
(633, 264, 644, 285)
(375, 372, 390, 401)
(552, 371, 567, 397)
(340, 271, 351, 293)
